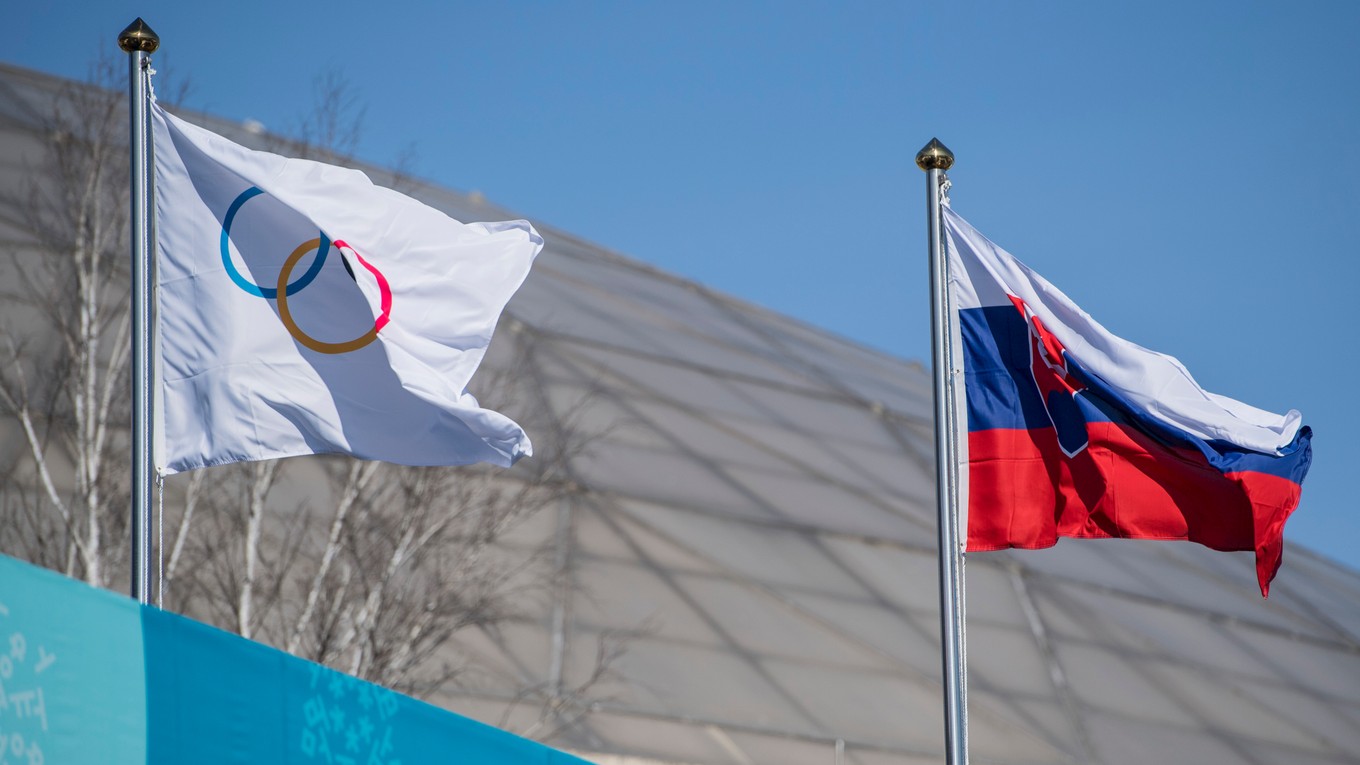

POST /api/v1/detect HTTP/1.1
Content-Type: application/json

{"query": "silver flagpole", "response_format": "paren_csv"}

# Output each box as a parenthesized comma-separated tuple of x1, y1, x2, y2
(119, 18, 160, 605)
(918, 137, 968, 764)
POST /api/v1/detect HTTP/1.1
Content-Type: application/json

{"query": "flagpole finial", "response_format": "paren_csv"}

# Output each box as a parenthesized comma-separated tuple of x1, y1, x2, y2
(118, 18, 160, 53)
(916, 138, 954, 171)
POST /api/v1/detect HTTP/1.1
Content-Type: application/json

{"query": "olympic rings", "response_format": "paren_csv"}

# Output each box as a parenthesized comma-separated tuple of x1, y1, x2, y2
(221, 187, 329, 297)
(275, 238, 392, 355)
(220, 187, 393, 355)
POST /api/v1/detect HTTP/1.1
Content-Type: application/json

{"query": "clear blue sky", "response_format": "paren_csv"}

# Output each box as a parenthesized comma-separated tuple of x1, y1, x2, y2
(10, 2, 1359, 572)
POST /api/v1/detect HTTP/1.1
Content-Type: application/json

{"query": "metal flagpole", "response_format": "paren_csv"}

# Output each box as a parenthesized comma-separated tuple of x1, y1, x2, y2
(918, 137, 969, 764)
(119, 18, 160, 605)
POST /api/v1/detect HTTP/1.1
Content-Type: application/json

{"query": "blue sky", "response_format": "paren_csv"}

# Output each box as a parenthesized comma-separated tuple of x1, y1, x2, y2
(10, 2, 1359, 573)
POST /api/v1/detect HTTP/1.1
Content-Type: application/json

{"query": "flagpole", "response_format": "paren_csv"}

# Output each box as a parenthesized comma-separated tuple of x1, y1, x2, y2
(119, 18, 159, 605)
(918, 137, 968, 764)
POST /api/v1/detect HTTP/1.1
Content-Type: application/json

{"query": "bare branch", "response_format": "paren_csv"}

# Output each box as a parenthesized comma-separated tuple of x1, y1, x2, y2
(164, 469, 205, 588)
(238, 460, 279, 639)
(286, 460, 379, 653)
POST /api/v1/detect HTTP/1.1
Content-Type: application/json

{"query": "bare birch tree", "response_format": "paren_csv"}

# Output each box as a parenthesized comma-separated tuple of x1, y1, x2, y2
(0, 59, 132, 589)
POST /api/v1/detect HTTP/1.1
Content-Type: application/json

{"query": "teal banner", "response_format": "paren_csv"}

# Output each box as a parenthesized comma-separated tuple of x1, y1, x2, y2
(0, 556, 590, 765)
(0, 555, 146, 764)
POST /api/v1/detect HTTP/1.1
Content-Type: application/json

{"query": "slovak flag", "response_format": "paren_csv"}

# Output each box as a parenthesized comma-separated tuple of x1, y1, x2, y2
(945, 207, 1312, 596)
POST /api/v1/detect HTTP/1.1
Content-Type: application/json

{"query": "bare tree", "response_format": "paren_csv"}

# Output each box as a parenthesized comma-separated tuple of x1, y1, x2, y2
(292, 69, 366, 163)
(501, 626, 629, 744)
(274, 68, 423, 194)
(0, 58, 132, 589)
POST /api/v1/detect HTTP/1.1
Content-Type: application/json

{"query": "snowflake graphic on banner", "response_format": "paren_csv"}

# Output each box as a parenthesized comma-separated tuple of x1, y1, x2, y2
(0, 602, 55, 765)
(299, 662, 402, 765)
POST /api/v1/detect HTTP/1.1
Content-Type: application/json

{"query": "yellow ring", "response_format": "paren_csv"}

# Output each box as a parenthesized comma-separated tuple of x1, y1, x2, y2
(275, 238, 382, 355)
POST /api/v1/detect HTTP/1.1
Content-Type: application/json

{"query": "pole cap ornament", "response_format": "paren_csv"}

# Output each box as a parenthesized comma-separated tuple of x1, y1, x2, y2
(118, 18, 160, 53)
(916, 138, 954, 171)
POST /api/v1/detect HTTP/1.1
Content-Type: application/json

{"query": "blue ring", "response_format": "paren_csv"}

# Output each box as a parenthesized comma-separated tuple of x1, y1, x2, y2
(220, 186, 329, 298)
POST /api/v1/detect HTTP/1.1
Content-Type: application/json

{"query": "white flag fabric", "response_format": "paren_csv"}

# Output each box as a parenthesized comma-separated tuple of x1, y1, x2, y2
(945, 206, 1304, 454)
(152, 98, 541, 474)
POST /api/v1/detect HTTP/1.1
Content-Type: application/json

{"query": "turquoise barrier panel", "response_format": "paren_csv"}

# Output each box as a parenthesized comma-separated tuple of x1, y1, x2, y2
(143, 610, 286, 762)
(0, 555, 589, 764)
(142, 593, 593, 764)
(0, 555, 147, 765)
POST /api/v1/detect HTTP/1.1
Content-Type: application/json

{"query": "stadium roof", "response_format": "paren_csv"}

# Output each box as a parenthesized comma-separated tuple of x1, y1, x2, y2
(3, 62, 1359, 765)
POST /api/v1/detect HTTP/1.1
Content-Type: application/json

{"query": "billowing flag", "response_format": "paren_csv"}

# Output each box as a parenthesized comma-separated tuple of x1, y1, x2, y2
(946, 207, 1312, 596)
(152, 98, 541, 473)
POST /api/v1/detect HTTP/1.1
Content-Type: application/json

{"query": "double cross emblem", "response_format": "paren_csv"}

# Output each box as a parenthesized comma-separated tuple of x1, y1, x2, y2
(1009, 295, 1090, 458)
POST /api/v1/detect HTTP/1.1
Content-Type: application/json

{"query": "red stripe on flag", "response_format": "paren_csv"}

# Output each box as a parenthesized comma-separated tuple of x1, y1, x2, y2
(966, 422, 1301, 596)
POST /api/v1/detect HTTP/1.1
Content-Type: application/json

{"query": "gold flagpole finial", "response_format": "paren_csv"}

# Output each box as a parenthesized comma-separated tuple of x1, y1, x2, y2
(118, 18, 160, 53)
(916, 138, 954, 171)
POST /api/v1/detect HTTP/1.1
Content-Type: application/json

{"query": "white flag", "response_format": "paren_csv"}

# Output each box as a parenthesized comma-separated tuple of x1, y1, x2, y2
(152, 98, 540, 474)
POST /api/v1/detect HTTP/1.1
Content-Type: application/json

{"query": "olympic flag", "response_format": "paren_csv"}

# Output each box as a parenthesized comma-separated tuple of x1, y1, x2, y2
(151, 98, 541, 473)
(946, 206, 1312, 596)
